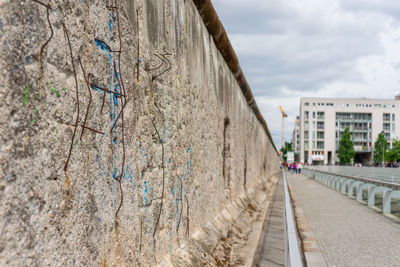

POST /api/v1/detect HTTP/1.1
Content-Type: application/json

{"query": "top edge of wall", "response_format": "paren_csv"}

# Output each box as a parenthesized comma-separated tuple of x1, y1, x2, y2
(192, 0, 278, 153)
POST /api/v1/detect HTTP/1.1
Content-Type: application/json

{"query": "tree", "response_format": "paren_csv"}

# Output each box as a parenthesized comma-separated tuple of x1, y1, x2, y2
(374, 131, 387, 164)
(280, 141, 293, 161)
(386, 139, 400, 162)
(337, 127, 355, 165)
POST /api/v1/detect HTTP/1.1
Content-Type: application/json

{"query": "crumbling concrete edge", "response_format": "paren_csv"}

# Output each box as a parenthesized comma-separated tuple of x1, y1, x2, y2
(288, 180, 328, 267)
(192, 0, 278, 153)
(157, 171, 280, 266)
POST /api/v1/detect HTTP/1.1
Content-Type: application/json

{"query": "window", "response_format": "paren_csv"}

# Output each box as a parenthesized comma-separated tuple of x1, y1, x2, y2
(392, 123, 395, 131)
(313, 112, 316, 119)
(384, 133, 390, 140)
(383, 113, 390, 121)
(304, 121, 309, 130)
(304, 141, 309, 148)
(317, 121, 324, 129)
(304, 111, 309, 119)
(383, 123, 390, 131)
(313, 121, 316, 129)
(393, 114, 395, 121)
(374, 104, 382, 108)
(305, 102, 309, 106)
(312, 131, 316, 139)
(317, 141, 324, 149)
(304, 131, 309, 139)
(313, 103, 316, 106)
(317, 111, 325, 119)
(317, 132, 324, 139)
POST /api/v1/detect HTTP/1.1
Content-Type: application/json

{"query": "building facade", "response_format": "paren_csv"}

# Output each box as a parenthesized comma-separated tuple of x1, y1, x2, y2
(299, 97, 400, 165)
(292, 116, 300, 157)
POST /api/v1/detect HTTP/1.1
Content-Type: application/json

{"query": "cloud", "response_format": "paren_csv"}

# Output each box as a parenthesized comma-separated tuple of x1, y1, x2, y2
(212, 0, 400, 149)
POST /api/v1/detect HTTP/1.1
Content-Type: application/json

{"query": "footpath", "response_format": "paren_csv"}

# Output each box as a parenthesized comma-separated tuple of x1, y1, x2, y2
(288, 173, 400, 266)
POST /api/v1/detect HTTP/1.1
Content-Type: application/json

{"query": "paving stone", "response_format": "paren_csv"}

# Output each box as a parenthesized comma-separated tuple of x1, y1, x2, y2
(289, 174, 400, 266)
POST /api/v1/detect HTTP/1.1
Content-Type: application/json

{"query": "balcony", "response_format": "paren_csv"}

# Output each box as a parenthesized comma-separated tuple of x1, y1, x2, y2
(354, 146, 372, 152)
(337, 127, 369, 132)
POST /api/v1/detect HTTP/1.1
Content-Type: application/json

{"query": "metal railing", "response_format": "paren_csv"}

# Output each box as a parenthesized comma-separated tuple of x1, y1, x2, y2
(304, 168, 400, 190)
(302, 168, 400, 216)
(282, 168, 303, 267)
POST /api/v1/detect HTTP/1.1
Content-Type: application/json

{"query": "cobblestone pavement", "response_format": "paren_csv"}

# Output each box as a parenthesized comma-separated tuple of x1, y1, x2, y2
(288, 173, 400, 267)
(255, 178, 284, 266)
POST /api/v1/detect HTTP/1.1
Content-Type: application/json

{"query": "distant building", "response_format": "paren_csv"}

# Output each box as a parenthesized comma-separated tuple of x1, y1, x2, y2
(292, 116, 300, 157)
(299, 97, 400, 165)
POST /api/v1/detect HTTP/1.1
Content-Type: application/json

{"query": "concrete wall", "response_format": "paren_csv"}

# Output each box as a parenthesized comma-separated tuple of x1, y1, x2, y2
(0, 0, 279, 265)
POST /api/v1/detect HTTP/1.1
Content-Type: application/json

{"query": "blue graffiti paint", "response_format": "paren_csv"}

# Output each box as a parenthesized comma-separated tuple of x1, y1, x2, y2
(94, 12, 123, 183)
(113, 165, 118, 179)
(94, 39, 111, 53)
(108, 16, 113, 33)
(141, 173, 148, 207)
(121, 165, 134, 184)
(161, 128, 167, 144)
(138, 142, 148, 165)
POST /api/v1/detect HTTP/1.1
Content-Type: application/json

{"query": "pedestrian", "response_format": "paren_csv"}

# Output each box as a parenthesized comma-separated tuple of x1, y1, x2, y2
(298, 162, 303, 174)
(295, 162, 298, 174)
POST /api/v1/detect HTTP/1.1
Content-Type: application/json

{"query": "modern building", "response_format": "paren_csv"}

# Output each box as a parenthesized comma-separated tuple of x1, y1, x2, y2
(292, 116, 300, 157)
(299, 97, 400, 165)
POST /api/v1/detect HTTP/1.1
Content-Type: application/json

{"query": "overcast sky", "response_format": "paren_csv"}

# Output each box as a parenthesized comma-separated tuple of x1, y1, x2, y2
(212, 0, 400, 149)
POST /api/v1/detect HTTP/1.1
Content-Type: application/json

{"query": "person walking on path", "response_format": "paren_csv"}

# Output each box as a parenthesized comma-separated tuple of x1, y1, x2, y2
(294, 162, 298, 174)
(298, 162, 303, 174)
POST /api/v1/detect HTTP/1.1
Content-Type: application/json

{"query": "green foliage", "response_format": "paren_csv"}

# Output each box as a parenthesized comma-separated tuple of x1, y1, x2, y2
(374, 131, 387, 164)
(30, 108, 39, 124)
(337, 127, 355, 165)
(51, 87, 61, 97)
(280, 141, 293, 161)
(386, 139, 400, 162)
(24, 83, 29, 105)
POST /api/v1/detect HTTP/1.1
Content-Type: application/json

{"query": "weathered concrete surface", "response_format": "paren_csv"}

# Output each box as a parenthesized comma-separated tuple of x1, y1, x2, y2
(159, 172, 280, 266)
(0, 0, 279, 265)
(253, 177, 284, 267)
